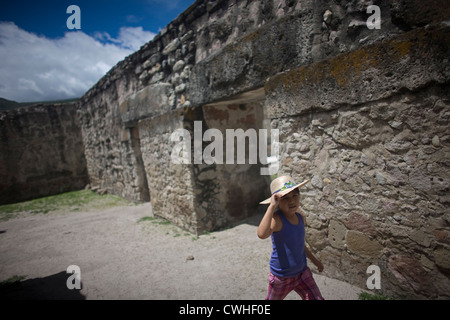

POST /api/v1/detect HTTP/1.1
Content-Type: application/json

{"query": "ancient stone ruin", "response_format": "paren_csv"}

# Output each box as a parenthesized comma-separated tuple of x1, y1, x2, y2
(1, 0, 449, 299)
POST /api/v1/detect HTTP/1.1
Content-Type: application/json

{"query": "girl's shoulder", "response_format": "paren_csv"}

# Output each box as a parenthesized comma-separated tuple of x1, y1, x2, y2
(298, 210, 307, 226)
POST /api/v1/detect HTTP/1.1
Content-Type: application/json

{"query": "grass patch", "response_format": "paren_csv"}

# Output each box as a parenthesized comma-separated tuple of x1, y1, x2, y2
(358, 291, 395, 300)
(137, 216, 155, 223)
(137, 216, 171, 225)
(0, 275, 27, 292)
(1, 275, 27, 286)
(154, 220, 171, 225)
(0, 190, 132, 221)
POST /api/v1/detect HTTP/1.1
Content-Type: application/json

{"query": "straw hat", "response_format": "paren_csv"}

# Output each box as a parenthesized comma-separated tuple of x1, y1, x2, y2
(259, 176, 310, 204)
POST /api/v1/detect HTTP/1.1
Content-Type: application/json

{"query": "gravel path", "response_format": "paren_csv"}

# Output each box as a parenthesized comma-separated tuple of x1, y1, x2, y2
(0, 202, 364, 300)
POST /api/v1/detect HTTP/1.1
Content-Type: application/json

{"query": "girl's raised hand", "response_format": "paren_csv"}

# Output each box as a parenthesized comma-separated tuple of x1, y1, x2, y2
(270, 193, 280, 208)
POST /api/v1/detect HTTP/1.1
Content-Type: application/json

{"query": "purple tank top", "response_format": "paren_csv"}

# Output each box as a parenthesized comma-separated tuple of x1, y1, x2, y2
(269, 211, 306, 277)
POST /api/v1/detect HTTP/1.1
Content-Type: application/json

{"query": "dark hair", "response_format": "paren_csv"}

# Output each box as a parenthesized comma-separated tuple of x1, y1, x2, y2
(281, 188, 300, 199)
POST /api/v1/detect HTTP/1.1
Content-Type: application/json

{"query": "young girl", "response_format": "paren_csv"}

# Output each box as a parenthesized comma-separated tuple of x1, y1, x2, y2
(258, 176, 324, 300)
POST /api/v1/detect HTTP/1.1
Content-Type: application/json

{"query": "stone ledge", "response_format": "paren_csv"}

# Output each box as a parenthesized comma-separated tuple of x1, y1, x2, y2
(188, 11, 315, 107)
(119, 83, 174, 127)
(265, 23, 450, 118)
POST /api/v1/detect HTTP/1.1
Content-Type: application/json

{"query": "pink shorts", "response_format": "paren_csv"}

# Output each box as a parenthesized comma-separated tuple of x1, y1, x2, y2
(265, 267, 324, 300)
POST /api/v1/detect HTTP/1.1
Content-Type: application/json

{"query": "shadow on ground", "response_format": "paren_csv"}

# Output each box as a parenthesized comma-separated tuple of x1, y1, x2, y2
(0, 271, 85, 300)
(225, 204, 267, 230)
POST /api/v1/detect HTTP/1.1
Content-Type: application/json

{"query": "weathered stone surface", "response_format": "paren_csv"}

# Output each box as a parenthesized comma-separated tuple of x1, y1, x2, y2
(344, 212, 377, 237)
(173, 60, 186, 72)
(390, 0, 450, 30)
(388, 254, 438, 298)
(0, 103, 88, 204)
(139, 110, 197, 233)
(328, 219, 347, 250)
(408, 229, 433, 248)
(119, 83, 174, 126)
(346, 230, 383, 257)
(162, 38, 180, 55)
(265, 23, 450, 118)
(434, 248, 450, 272)
(189, 12, 315, 107)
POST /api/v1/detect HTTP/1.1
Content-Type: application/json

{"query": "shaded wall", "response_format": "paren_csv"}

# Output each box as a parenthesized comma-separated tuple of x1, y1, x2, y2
(0, 103, 88, 205)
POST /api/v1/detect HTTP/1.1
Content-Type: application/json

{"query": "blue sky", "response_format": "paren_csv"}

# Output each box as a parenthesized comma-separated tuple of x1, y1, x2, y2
(0, 0, 195, 102)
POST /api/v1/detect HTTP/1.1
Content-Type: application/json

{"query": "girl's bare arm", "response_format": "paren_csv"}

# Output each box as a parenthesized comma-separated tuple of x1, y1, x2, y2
(257, 194, 280, 239)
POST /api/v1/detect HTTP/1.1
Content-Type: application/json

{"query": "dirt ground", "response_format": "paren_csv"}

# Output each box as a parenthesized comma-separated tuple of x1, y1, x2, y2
(0, 202, 366, 300)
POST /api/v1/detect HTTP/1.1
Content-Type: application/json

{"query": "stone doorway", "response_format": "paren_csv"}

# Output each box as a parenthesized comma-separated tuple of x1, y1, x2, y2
(130, 126, 150, 202)
(195, 88, 272, 231)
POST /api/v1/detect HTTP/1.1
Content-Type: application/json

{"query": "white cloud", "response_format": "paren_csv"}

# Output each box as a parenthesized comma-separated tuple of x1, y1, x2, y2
(0, 22, 155, 102)
(117, 26, 154, 51)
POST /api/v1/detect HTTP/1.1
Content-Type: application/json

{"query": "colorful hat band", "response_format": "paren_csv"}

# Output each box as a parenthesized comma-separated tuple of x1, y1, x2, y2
(272, 181, 297, 195)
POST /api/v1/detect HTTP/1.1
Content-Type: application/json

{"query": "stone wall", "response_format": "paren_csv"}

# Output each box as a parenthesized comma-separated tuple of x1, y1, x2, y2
(78, 73, 150, 201)
(0, 103, 88, 205)
(138, 111, 193, 231)
(265, 23, 450, 299)
(137, 100, 270, 233)
(78, 0, 403, 210)
(77, 0, 319, 212)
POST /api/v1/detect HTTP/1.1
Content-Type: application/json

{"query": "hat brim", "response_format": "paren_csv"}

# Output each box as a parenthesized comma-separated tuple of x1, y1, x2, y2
(259, 179, 310, 205)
